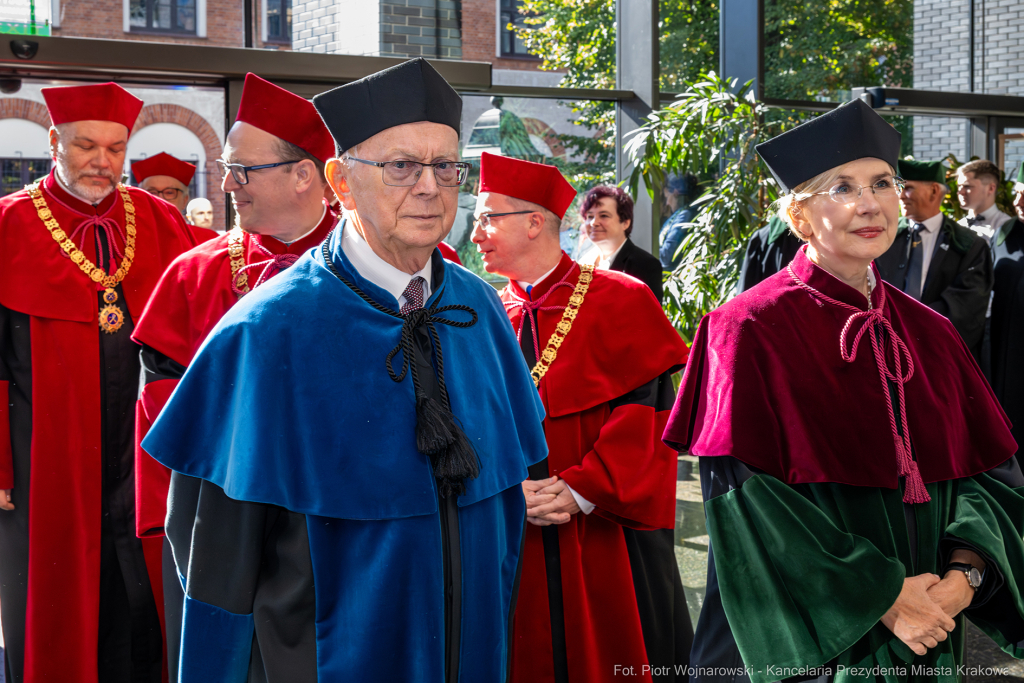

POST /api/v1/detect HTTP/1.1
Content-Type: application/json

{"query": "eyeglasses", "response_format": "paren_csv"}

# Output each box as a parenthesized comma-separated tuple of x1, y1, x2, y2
(346, 157, 470, 187)
(809, 176, 906, 205)
(216, 159, 301, 185)
(473, 210, 536, 229)
(146, 187, 183, 200)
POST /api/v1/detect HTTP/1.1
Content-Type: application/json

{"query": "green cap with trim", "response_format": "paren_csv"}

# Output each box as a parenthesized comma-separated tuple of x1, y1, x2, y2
(897, 159, 946, 184)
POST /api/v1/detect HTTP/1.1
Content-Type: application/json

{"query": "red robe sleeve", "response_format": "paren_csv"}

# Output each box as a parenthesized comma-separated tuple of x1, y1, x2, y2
(557, 395, 678, 530)
(135, 379, 178, 537)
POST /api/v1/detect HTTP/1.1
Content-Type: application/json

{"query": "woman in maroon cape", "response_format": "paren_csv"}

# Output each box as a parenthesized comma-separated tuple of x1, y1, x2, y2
(664, 99, 1024, 681)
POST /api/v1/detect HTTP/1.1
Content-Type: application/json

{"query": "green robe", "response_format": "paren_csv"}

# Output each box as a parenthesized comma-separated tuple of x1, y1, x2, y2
(699, 454, 1024, 683)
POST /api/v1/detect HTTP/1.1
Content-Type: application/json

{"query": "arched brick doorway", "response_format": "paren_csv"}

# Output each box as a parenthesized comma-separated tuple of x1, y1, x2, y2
(0, 98, 50, 127)
(133, 104, 225, 229)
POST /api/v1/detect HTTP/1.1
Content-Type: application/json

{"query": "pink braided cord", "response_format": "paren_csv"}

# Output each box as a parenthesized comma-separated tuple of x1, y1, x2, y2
(231, 236, 300, 295)
(786, 264, 929, 504)
(503, 264, 578, 362)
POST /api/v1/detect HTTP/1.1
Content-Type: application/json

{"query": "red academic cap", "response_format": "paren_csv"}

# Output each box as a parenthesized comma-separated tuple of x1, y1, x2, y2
(41, 82, 144, 132)
(236, 73, 334, 163)
(132, 152, 196, 186)
(479, 152, 577, 219)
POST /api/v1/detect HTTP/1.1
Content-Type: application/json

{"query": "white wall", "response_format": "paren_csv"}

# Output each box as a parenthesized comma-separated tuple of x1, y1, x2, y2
(0, 119, 49, 158)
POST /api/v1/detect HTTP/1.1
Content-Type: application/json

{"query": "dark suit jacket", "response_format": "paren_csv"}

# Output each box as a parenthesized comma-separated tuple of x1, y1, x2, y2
(875, 216, 993, 355)
(737, 219, 803, 293)
(609, 237, 664, 302)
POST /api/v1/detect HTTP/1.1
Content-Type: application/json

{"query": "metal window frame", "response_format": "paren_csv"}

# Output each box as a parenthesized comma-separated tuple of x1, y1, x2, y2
(131, 0, 198, 34)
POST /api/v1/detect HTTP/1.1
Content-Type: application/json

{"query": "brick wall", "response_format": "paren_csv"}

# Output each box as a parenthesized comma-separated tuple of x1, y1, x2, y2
(292, 0, 341, 52)
(54, 0, 287, 50)
(913, 0, 1024, 163)
(461, 0, 539, 71)
(380, 0, 462, 59)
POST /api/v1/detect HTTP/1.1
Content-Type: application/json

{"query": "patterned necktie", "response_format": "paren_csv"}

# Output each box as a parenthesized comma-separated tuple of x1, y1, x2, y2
(400, 276, 426, 315)
(904, 223, 926, 300)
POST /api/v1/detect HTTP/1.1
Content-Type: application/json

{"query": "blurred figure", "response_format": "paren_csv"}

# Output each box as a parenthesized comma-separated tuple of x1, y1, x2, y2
(988, 162, 1024, 449)
(875, 159, 992, 358)
(133, 152, 194, 214)
(957, 159, 1011, 238)
(186, 197, 214, 230)
(581, 185, 663, 301)
(658, 173, 697, 271)
(736, 216, 802, 293)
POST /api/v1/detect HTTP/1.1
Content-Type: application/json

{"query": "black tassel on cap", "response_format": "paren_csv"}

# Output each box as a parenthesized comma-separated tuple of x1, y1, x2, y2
(320, 237, 480, 498)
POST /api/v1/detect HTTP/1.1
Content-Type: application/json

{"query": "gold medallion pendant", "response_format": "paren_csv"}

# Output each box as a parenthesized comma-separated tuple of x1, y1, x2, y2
(98, 288, 125, 334)
(26, 182, 137, 334)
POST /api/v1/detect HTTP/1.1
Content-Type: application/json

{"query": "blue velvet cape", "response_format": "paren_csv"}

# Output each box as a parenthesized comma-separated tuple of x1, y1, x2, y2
(144, 227, 548, 682)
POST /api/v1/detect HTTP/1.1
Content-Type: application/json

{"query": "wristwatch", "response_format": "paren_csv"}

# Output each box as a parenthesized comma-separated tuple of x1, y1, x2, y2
(945, 562, 983, 590)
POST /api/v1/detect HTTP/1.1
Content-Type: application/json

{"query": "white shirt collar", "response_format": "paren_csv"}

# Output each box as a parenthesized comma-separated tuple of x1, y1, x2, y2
(971, 203, 999, 222)
(516, 262, 560, 294)
(597, 238, 628, 270)
(912, 212, 944, 233)
(341, 219, 433, 304)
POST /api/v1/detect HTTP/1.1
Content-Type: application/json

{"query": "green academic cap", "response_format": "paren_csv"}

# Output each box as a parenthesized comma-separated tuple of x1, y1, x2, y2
(1016, 162, 1024, 184)
(898, 159, 946, 184)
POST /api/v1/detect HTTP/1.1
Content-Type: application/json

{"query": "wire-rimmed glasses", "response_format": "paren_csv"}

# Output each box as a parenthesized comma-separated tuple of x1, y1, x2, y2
(809, 176, 906, 205)
(473, 210, 535, 229)
(346, 157, 470, 187)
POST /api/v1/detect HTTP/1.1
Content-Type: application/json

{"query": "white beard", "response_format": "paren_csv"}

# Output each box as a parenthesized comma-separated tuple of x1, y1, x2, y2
(54, 154, 118, 205)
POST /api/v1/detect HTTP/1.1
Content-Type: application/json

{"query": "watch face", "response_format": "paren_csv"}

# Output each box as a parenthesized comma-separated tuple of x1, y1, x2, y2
(969, 567, 983, 587)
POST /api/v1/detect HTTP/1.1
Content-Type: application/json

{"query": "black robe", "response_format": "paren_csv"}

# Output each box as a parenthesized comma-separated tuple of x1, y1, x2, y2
(990, 217, 1024, 449)
(737, 220, 802, 294)
(874, 217, 993, 357)
(609, 238, 665, 302)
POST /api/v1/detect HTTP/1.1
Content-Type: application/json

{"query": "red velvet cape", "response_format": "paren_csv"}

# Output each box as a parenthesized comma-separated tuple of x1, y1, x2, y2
(501, 253, 690, 683)
(0, 170, 196, 683)
(664, 246, 1017, 488)
(131, 205, 339, 538)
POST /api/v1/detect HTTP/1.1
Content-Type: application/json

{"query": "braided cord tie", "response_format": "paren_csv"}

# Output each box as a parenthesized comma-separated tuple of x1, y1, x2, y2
(786, 265, 929, 504)
(502, 265, 577, 360)
(320, 235, 480, 497)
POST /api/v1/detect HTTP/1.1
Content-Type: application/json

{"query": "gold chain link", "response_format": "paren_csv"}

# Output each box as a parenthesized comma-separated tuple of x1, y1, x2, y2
(227, 227, 250, 298)
(27, 181, 137, 289)
(530, 263, 594, 388)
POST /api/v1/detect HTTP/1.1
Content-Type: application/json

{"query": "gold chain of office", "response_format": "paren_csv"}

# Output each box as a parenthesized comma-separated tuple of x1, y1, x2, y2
(530, 263, 594, 388)
(27, 182, 137, 334)
(227, 227, 251, 297)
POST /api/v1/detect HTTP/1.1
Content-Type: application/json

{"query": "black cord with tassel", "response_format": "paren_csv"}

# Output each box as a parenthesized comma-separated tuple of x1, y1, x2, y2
(321, 236, 480, 497)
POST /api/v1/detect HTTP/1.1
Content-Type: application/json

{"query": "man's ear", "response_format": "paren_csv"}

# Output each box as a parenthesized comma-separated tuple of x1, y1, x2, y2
(293, 159, 316, 194)
(526, 211, 546, 240)
(48, 126, 59, 160)
(325, 158, 356, 211)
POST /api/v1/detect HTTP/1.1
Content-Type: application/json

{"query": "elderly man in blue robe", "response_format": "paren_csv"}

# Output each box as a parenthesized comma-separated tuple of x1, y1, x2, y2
(142, 58, 548, 683)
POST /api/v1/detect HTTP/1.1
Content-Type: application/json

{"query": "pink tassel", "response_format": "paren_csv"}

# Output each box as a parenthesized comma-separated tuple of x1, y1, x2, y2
(902, 461, 931, 504)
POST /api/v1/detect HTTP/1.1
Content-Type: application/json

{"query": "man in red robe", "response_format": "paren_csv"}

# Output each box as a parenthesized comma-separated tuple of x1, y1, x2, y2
(0, 82, 196, 683)
(130, 73, 338, 680)
(132, 152, 218, 242)
(470, 151, 692, 683)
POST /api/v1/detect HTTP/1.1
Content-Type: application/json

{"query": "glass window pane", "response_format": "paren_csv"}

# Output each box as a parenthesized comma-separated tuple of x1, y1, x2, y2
(154, 1, 171, 29)
(457, 95, 615, 282)
(176, 0, 195, 32)
(129, 0, 147, 28)
(1, 159, 22, 197)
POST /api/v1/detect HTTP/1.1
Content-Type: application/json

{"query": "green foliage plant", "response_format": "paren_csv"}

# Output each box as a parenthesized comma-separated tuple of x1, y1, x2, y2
(625, 72, 785, 341)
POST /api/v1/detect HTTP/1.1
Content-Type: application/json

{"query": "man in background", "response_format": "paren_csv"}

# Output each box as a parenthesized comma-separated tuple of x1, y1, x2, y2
(875, 158, 992, 358)
(957, 159, 1012, 239)
(186, 197, 215, 231)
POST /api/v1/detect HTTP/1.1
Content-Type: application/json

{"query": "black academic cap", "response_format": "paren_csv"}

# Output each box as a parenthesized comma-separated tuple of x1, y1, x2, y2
(897, 159, 946, 184)
(756, 99, 901, 193)
(312, 58, 462, 152)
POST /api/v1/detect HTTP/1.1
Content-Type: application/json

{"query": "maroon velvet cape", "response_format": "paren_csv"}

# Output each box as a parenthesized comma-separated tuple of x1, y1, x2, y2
(0, 170, 197, 683)
(503, 253, 690, 683)
(131, 205, 339, 538)
(664, 246, 1017, 489)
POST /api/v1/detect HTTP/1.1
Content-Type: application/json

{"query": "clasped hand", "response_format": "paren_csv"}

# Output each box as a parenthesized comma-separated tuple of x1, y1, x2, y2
(881, 550, 983, 656)
(521, 476, 580, 526)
